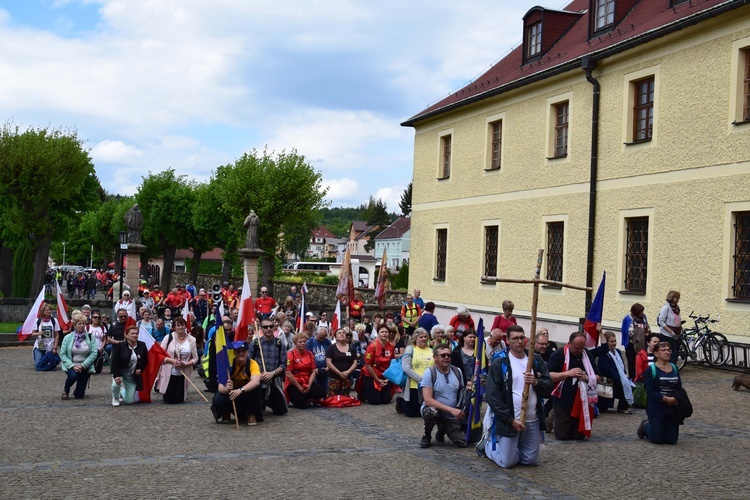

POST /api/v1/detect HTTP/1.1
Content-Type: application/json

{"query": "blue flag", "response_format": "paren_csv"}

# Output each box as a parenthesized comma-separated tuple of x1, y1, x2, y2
(215, 305, 234, 386)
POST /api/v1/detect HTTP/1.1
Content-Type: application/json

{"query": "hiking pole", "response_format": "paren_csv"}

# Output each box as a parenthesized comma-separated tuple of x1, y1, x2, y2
(179, 368, 209, 403)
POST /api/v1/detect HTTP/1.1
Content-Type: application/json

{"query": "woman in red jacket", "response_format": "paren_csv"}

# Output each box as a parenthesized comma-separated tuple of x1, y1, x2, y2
(360, 325, 395, 405)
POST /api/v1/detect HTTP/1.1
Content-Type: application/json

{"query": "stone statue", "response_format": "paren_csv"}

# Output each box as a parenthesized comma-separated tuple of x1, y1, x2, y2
(243, 210, 260, 249)
(124, 204, 144, 245)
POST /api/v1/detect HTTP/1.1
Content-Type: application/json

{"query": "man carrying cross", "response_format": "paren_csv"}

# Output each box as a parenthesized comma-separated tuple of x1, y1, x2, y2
(478, 325, 553, 468)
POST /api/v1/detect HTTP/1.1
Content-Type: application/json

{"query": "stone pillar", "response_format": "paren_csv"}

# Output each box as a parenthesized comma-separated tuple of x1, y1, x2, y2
(125, 243, 146, 293)
(238, 248, 264, 295)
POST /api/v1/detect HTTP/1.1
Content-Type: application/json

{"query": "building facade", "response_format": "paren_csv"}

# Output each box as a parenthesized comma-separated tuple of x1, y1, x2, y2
(403, 0, 750, 341)
(374, 216, 411, 270)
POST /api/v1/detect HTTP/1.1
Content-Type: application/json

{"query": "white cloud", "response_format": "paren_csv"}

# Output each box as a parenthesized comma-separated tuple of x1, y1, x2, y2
(324, 177, 359, 204)
(91, 139, 142, 163)
(374, 186, 404, 215)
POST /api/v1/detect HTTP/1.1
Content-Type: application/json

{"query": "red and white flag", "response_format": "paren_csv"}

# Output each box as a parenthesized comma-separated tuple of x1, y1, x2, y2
(18, 288, 46, 341)
(336, 247, 355, 306)
(182, 296, 190, 324)
(331, 300, 341, 333)
(374, 248, 389, 310)
(296, 282, 308, 332)
(55, 281, 72, 331)
(136, 324, 169, 403)
(235, 271, 256, 342)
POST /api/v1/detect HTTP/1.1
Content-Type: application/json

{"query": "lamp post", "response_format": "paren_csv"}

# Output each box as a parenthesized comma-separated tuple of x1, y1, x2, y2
(118, 231, 128, 300)
(62, 241, 66, 267)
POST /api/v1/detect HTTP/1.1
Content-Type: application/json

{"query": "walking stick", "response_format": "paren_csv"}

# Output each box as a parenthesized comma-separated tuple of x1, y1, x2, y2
(223, 367, 240, 430)
(179, 367, 209, 403)
(520, 249, 543, 426)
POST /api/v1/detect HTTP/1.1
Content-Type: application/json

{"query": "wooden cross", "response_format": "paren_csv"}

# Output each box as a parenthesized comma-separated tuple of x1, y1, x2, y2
(481, 249, 592, 425)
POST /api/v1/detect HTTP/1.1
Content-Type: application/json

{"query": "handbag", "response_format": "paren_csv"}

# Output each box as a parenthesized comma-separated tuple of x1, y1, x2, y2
(596, 377, 614, 398)
(383, 358, 407, 387)
(633, 380, 647, 408)
(456, 386, 471, 413)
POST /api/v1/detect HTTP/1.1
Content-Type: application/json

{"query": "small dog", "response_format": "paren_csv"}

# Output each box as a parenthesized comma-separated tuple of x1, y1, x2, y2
(732, 374, 750, 391)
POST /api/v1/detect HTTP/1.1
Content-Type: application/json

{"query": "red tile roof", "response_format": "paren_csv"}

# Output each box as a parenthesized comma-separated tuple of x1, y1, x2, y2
(312, 226, 336, 239)
(376, 216, 411, 240)
(403, 0, 744, 126)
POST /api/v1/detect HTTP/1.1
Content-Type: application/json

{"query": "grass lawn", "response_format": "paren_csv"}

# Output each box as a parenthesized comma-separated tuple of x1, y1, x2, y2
(0, 322, 21, 333)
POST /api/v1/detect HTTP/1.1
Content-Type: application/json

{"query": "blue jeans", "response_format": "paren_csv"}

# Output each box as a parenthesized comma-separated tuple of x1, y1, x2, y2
(485, 419, 541, 468)
(644, 415, 679, 444)
(33, 348, 44, 365)
(64, 369, 91, 399)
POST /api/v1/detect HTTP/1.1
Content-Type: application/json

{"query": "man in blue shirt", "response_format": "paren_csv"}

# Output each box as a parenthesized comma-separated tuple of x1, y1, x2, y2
(306, 326, 332, 392)
(418, 302, 439, 333)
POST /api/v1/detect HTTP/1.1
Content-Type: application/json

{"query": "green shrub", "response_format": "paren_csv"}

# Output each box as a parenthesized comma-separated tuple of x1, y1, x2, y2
(390, 263, 409, 291)
(321, 274, 339, 286)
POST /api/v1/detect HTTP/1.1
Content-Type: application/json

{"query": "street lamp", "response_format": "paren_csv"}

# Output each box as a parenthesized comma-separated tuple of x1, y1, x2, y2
(118, 231, 128, 300)
(62, 241, 66, 266)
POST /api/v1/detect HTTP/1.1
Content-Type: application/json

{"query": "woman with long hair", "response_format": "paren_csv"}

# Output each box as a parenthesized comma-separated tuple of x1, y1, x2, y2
(156, 316, 199, 404)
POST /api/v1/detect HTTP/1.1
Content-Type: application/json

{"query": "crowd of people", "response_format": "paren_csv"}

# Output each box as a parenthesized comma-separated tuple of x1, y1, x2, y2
(30, 280, 690, 467)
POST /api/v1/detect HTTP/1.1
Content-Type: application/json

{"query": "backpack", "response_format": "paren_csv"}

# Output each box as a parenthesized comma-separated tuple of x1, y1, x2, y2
(418, 365, 465, 406)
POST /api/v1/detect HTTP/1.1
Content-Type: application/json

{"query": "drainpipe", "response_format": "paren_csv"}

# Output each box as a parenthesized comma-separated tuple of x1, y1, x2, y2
(581, 56, 599, 312)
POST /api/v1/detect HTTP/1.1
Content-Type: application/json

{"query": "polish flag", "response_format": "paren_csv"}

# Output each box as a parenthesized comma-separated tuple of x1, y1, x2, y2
(235, 271, 256, 342)
(136, 324, 169, 403)
(18, 288, 46, 341)
(296, 282, 308, 332)
(182, 296, 190, 323)
(55, 281, 72, 331)
(331, 300, 341, 333)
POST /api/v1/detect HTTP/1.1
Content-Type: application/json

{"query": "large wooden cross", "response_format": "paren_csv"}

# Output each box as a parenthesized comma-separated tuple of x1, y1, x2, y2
(481, 249, 592, 425)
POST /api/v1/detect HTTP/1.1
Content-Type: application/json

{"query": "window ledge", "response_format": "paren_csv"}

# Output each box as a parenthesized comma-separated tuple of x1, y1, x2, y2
(436, 176, 450, 181)
(541, 284, 562, 290)
(619, 290, 646, 296)
(725, 298, 750, 304)
(545, 154, 568, 160)
(480, 278, 498, 285)
(624, 139, 652, 146)
(484, 167, 501, 172)
(433, 277, 446, 282)
(732, 119, 750, 126)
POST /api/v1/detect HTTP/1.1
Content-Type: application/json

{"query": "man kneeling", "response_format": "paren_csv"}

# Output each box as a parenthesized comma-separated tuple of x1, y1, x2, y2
(211, 341, 262, 426)
(479, 325, 553, 468)
(420, 345, 467, 448)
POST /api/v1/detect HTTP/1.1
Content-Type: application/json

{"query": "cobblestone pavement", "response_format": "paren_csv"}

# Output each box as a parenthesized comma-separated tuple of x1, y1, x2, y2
(1, 346, 749, 499)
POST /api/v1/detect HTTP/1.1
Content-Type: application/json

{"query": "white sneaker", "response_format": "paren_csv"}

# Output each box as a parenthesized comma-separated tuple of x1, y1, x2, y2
(112, 397, 121, 407)
(119, 395, 124, 402)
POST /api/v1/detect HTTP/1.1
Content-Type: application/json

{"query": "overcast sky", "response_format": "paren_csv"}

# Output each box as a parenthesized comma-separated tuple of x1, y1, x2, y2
(0, 0, 554, 210)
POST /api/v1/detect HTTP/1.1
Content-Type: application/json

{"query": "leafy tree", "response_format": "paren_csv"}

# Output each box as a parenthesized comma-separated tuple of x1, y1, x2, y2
(186, 182, 218, 284)
(390, 262, 409, 291)
(399, 181, 412, 216)
(211, 148, 327, 291)
(11, 239, 33, 298)
(0, 124, 99, 296)
(136, 169, 195, 291)
(362, 196, 391, 253)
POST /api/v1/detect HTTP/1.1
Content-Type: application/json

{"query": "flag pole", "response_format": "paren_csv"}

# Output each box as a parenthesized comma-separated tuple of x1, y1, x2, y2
(520, 249, 543, 426)
(179, 368, 209, 403)
(226, 367, 240, 430)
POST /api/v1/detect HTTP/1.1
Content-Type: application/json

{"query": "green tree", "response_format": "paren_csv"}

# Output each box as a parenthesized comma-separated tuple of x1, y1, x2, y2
(0, 124, 99, 296)
(362, 196, 390, 253)
(136, 170, 195, 291)
(211, 148, 327, 291)
(399, 181, 412, 216)
(187, 182, 221, 284)
(11, 239, 33, 298)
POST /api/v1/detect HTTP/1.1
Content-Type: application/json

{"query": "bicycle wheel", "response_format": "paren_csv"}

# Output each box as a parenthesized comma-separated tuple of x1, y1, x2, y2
(702, 334, 729, 366)
(676, 340, 688, 370)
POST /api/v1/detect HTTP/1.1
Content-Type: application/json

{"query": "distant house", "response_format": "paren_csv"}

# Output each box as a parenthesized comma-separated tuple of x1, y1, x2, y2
(308, 226, 336, 259)
(347, 220, 377, 257)
(374, 216, 411, 270)
(150, 248, 224, 274)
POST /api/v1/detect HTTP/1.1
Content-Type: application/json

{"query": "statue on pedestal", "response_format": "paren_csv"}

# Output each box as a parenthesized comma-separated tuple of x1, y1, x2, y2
(124, 204, 144, 245)
(243, 210, 260, 250)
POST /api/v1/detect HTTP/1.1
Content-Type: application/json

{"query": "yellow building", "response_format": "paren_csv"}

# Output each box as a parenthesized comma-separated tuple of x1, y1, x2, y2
(403, 0, 750, 343)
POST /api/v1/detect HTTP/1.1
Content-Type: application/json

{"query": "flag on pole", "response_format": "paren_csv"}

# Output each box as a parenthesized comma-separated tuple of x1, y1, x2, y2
(583, 271, 606, 348)
(331, 300, 341, 332)
(466, 318, 487, 442)
(136, 324, 169, 403)
(214, 309, 235, 386)
(235, 271, 256, 342)
(54, 281, 71, 331)
(182, 296, 190, 323)
(296, 282, 308, 332)
(19, 288, 46, 341)
(374, 248, 389, 310)
(336, 247, 355, 306)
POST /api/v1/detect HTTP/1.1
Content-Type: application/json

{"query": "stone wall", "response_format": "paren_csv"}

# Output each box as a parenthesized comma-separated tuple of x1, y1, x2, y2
(271, 280, 407, 315)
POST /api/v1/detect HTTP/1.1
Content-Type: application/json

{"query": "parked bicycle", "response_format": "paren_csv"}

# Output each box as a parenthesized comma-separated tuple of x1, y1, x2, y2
(676, 312, 729, 369)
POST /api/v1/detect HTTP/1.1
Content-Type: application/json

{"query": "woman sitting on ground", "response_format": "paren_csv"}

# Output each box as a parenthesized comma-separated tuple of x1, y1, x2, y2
(111, 325, 147, 406)
(635, 333, 661, 382)
(325, 328, 358, 397)
(156, 316, 199, 404)
(594, 331, 634, 414)
(31, 304, 60, 366)
(59, 313, 97, 400)
(638, 342, 683, 445)
(285, 333, 326, 408)
(396, 328, 433, 417)
(359, 324, 395, 405)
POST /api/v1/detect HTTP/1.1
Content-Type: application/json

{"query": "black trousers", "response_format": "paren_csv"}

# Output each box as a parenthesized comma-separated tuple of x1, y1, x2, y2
(163, 375, 185, 404)
(212, 387, 262, 420)
(363, 377, 393, 405)
(553, 404, 586, 441)
(262, 383, 288, 416)
(287, 381, 326, 409)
